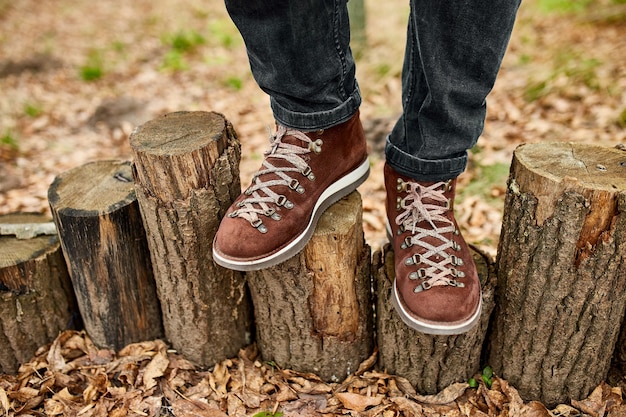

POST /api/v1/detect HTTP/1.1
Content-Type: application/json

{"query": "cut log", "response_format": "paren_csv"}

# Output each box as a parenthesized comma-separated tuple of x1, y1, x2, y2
(245, 191, 373, 382)
(0, 213, 78, 374)
(48, 160, 164, 351)
(130, 111, 253, 367)
(487, 142, 626, 407)
(374, 244, 495, 394)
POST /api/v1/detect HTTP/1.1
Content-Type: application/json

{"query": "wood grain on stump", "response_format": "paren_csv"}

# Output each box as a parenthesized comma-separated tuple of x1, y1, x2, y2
(130, 111, 253, 367)
(488, 142, 626, 407)
(375, 244, 495, 395)
(48, 160, 164, 351)
(245, 191, 374, 382)
(0, 213, 77, 374)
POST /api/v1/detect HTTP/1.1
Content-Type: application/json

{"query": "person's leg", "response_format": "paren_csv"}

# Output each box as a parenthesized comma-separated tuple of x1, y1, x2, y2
(385, 0, 520, 334)
(214, 0, 368, 270)
(223, 0, 361, 130)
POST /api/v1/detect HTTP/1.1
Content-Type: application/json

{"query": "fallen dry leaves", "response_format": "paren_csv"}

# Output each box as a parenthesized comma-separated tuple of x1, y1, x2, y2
(0, 330, 624, 417)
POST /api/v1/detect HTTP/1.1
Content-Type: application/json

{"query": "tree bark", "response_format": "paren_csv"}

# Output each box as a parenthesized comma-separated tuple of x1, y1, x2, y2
(0, 213, 77, 374)
(374, 244, 495, 394)
(488, 142, 626, 407)
(130, 111, 253, 367)
(245, 191, 374, 382)
(48, 160, 164, 351)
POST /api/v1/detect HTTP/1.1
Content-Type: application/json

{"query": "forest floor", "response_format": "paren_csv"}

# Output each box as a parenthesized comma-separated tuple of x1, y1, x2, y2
(1, 0, 625, 415)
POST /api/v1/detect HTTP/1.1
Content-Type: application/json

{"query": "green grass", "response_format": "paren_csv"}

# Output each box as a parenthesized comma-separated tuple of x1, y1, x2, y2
(165, 29, 206, 53)
(207, 20, 241, 48)
(252, 412, 283, 417)
(224, 76, 243, 91)
(1, 130, 19, 151)
(459, 161, 510, 206)
(162, 50, 189, 71)
(160, 29, 207, 71)
(619, 107, 626, 127)
(535, 0, 593, 14)
(23, 102, 43, 118)
(523, 48, 603, 101)
(80, 50, 104, 81)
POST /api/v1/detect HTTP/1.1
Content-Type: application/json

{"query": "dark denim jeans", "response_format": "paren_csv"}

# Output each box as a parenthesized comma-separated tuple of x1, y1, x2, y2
(225, 0, 520, 181)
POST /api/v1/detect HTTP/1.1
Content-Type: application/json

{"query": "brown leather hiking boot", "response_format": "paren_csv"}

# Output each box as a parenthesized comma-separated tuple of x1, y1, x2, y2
(213, 111, 369, 271)
(384, 163, 481, 335)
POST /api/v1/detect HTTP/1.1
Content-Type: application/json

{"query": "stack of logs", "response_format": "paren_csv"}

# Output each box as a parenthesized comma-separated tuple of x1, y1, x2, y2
(2, 111, 626, 408)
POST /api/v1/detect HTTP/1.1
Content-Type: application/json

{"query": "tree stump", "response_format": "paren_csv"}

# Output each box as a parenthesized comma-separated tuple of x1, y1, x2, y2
(130, 111, 253, 367)
(245, 191, 373, 382)
(488, 142, 626, 407)
(48, 160, 164, 351)
(0, 213, 77, 374)
(374, 244, 495, 394)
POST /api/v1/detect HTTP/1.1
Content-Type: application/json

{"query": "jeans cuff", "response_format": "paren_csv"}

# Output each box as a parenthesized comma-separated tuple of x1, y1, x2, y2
(270, 85, 362, 131)
(385, 136, 468, 182)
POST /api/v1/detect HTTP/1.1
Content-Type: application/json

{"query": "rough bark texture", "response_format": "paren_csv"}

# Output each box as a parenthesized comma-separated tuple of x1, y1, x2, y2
(130, 111, 253, 367)
(488, 142, 626, 407)
(375, 244, 495, 395)
(245, 191, 374, 382)
(48, 160, 164, 351)
(0, 213, 78, 374)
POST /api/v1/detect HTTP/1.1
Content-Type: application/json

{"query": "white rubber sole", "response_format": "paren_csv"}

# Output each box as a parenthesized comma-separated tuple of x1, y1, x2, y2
(213, 158, 370, 271)
(391, 279, 482, 335)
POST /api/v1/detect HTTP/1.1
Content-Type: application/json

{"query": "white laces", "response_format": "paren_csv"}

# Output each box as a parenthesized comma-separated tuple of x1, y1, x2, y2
(228, 125, 320, 233)
(395, 179, 465, 292)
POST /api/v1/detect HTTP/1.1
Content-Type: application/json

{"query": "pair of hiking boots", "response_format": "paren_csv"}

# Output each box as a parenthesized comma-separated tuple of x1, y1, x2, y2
(212, 112, 481, 335)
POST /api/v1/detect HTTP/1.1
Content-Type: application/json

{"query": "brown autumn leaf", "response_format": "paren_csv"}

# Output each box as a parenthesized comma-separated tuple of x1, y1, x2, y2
(141, 350, 170, 391)
(274, 383, 299, 402)
(412, 382, 470, 405)
(571, 382, 623, 417)
(0, 387, 10, 414)
(498, 377, 525, 416)
(46, 336, 67, 373)
(335, 391, 383, 412)
(389, 396, 426, 416)
(519, 400, 552, 417)
(171, 397, 229, 417)
(43, 398, 65, 416)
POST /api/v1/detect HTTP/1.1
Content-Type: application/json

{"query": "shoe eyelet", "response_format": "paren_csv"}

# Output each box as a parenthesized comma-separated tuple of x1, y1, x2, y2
(289, 179, 305, 194)
(308, 139, 323, 153)
(396, 178, 407, 192)
(405, 254, 422, 266)
(302, 166, 315, 181)
(252, 219, 268, 233)
(276, 195, 291, 207)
